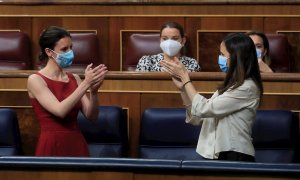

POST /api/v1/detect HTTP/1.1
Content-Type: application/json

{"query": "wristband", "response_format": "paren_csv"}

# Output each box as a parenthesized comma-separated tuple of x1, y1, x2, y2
(181, 80, 192, 91)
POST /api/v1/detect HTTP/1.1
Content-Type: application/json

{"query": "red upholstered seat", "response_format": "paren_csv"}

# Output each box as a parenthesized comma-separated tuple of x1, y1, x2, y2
(267, 34, 293, 72)
(66, 33, 100, 72)
(0, 32, 31, 70)
(124, 33, 161, 71)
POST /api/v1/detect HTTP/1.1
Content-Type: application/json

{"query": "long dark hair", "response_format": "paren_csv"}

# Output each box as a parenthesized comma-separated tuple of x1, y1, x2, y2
(218, 33, 263, 102)
(38, 26, 71, 62)
(245, 31, 271, 65)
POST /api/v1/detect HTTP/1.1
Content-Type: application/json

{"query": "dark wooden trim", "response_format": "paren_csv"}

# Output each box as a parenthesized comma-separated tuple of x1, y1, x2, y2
(1, 70, 300, 82)
(1, 0, 300, 5)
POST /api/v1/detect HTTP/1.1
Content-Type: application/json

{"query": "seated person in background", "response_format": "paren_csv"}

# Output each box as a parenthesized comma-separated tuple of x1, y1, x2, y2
(27, 26, 108, 157)
(161, 33, 263, 162)
(136, 21, 200, 72)
(246, 31, 273, 73)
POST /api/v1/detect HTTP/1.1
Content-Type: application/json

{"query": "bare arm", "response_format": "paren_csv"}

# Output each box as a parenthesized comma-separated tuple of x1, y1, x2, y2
(27, 64, 105, 119)
(160, 57, 198, 103)
(76, 64, 108, 122)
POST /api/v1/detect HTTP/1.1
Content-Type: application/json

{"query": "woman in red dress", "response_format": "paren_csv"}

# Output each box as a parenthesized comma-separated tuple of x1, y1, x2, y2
(27, 26, 107, 156)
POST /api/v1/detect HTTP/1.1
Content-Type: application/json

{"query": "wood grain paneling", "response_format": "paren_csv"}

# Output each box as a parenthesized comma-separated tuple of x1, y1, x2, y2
(261, 95, 300, 111)
(0, 14, 299, 71)
(277, 31, 300, 72)
(0, 91, 30, 106)
(0, 17, 31, 34)
(16, 108, 39, 155)
(0, 170, 296, 180)
(1, 4, 300, 16)
(197, 31, 246, 71)
(1, 71, 300, 157)
(0, 2, 299, 71)
(185, 17, 264, 66)
(264, 17, 300, 33)
(0, 171, 133, 180)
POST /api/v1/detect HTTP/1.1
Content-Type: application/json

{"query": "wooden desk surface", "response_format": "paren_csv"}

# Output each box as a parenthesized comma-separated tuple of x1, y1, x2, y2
(1, 70, 300, 157)
(1, 70, 300, 93)
(1, 0, 299, 5)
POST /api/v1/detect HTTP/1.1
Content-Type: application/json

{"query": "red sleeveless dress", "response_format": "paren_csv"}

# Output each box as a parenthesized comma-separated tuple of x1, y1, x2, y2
(31, 72, 89, 157)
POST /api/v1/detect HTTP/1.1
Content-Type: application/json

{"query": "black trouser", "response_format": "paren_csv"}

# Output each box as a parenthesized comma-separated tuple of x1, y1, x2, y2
(218, 151, 255, 162)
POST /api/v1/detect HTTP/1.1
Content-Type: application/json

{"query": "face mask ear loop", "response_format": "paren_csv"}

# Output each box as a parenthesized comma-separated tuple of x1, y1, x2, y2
(48, 49, 58, 60)
(180, 39, 184, 46)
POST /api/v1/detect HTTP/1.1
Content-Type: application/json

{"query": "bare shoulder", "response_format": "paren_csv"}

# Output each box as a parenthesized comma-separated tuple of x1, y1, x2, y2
(28, 73, 41, 83)
(27, 73, 46, 87)
(27, 73, 47, 98)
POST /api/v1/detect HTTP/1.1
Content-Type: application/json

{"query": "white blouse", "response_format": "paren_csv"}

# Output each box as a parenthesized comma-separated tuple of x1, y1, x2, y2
(186, 79, 260, 159)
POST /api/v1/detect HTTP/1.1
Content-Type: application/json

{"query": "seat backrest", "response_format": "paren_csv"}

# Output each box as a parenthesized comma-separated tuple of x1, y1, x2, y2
(65, 32, 100, 72)
(0, 32, 31, 70)
(139, 108, 203, 160)
(252, 110, 299, 163)
(77, 106, 128, 157)
(266, 34, 292, 72)
(140, 108, 299, 162)
(0, 108, 23, 156)
(124, 33, 161, 71)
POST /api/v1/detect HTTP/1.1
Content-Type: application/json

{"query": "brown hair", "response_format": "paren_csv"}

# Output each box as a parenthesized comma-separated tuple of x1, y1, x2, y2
(160, 21, 185, 38)
(245, 31, 271, 66)
(39, 26, 71, 62)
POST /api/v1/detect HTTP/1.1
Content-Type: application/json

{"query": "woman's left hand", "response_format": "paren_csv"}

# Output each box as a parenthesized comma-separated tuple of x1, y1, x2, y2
(90, 64, 108, 93)
(160, 57, 190, 81)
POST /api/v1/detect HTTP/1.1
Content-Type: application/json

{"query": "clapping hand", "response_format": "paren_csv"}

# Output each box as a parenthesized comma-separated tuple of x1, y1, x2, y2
(84, 63, 108, 93)
(160, 57, 189, 90)
(161, 57, 187, 76)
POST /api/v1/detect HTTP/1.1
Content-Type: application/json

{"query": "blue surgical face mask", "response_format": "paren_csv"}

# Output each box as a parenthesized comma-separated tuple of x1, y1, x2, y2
(218, 55, 228, 73)
(256, 48, 262, 59)
(51, 49, 74, 68)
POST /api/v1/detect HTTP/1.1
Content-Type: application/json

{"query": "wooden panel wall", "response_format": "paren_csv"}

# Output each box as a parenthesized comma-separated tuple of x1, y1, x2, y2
(1, 1, 300, 157)
(0, 170, 133, 180)
(1, 71, 300, 157)
(0, 3, 299, 71)
(0, 169, 297, 180)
